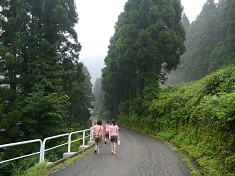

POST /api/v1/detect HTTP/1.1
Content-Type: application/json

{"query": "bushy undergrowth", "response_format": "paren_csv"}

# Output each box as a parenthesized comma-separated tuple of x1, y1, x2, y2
(118, 65, 235, 176)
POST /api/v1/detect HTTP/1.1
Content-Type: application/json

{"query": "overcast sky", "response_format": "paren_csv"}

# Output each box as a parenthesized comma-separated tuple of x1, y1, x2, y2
(74, 0, 218, 84)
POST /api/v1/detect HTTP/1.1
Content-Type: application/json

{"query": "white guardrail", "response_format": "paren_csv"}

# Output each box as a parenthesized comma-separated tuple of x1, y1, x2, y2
(0, 127, 93, 165)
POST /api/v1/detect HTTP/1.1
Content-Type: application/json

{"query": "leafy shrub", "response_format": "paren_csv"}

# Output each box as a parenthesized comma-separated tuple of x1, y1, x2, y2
(157, 130, 175, 140)
(225, 155, 235, 171)
(202, 65, 235, 95)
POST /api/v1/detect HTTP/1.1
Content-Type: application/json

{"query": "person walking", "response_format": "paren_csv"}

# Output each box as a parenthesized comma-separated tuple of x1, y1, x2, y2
(109, 119, 119, 155)
(93, 119, 103, 154)
(103, 120, 110, 144)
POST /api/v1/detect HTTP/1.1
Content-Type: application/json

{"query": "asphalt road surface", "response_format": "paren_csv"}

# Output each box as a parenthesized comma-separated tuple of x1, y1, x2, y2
(50, 127, 190, 176)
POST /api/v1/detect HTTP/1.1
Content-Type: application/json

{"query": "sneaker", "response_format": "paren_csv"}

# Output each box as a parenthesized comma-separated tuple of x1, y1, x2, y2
(104, 141, 106, 144)
(94, 150, 97, 154)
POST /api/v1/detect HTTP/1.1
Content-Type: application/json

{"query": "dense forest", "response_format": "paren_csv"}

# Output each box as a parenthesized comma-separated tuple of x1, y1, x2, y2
(166, 0, 235, 84)
(92, 0, 235, 175)
(0, 0, 93, 175)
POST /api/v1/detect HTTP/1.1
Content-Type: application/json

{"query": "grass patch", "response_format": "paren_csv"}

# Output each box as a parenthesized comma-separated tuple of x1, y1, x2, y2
(155, 133, 203, 176)
(158, 130, 235, 176)
(20, 148, 94, 176)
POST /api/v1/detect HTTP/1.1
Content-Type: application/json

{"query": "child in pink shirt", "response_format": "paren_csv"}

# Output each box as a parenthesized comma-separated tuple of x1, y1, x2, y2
(93, 119, 103, 154)
(103, 120, 110, 144)
(109, 119, 120, 155)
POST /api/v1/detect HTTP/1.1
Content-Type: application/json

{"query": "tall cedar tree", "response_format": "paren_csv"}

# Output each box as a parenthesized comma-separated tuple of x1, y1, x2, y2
(102, 0, 185, 117)
(182, 13, 190, 31)
(0, 0, 92, 174)
(92, 77, 108, 119)
(92, 77, 103, 115)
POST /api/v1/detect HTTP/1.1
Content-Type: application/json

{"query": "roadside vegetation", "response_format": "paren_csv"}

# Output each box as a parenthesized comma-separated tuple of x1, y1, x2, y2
(17, 148, 94, 176)
(118, 65, 235, 176)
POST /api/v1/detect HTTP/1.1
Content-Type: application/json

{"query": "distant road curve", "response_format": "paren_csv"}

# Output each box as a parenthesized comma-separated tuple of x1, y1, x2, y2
(50, 127, 190, 176)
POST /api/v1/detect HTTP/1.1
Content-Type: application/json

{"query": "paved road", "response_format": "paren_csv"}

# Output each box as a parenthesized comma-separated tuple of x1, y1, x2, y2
(50, 127, 190, 176)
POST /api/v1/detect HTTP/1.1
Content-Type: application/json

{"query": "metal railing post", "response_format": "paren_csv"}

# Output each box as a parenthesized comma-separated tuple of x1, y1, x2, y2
(68, 133, 72, 153)
(39, 140, 43, 163)
(90, 127, 93, 141)
(82, 130, 85, 146)
(41, 139, 46, 163)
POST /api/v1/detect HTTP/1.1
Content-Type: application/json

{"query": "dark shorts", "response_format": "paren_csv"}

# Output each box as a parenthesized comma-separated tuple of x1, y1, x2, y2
(104, 134, 109, 138)
(94, 136, 102, 146)
(110, 136, 118, 143)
